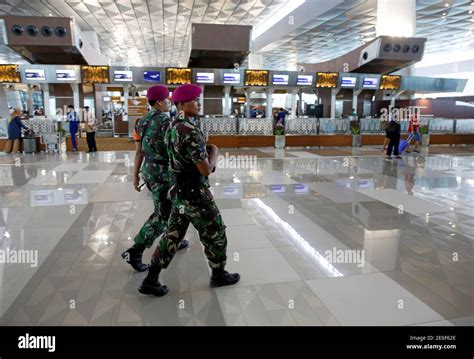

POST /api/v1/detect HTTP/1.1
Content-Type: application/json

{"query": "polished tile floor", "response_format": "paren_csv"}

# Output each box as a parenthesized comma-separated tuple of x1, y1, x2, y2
(0, 147, 473, 326)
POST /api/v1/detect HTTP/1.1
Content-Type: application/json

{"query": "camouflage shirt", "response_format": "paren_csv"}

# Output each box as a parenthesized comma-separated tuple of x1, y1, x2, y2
(165, 114, 212, 202)
(139, 108, 172, 183)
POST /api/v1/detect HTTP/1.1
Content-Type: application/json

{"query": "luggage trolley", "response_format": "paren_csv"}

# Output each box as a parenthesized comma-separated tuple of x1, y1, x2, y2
(41, 132, 62, 154)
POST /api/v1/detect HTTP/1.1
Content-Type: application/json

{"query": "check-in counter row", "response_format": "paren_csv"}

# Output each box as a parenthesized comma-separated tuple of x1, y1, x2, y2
(200, 117, 474, 148)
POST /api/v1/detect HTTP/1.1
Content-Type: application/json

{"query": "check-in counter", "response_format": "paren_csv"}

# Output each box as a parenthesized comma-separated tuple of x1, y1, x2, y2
(202, 117, 474, 148)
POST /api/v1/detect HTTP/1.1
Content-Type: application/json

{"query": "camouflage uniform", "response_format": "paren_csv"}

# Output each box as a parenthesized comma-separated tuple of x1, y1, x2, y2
(134, 108, 173, 248)
(151, 114, 227, 269)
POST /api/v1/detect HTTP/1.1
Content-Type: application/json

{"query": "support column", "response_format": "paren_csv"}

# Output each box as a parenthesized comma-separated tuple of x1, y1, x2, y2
(299, 89, 304, 116)
(71, 83, 80, 112)
(27, 85, 33, 116)
(0, 85, 10, 117)
(123, 84, 129, 122)
(223, 86, 231, 116)
(330, 89, 338, 119)
(353, 88, 363, 115)
(290, 89, 298, 119)
(266, 88, 273, 119)
(41, 84, 50, 118)
(376, 0, 416, 37)
(245, 89, 251, 118)
(199, 85, 204, 116)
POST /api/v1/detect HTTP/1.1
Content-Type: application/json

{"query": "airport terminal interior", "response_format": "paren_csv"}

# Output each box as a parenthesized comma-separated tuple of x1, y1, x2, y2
(0, 0, 473, 327)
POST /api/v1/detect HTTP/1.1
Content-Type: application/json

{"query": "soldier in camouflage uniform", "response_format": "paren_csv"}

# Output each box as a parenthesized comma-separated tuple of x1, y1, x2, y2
(139, 84, 240, 297)
(122, 85, 188, 272)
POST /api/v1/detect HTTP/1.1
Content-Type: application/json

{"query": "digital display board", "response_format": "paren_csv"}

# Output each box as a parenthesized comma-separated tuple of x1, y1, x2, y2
(297, 75, 313, 86)
(340, 76, 357, 88)
(166, 68, 192, 85)
(0, 65, 21, 83)
(270, 185, 286, 195)
(316, 72, 339, 88)
(56, 69, 76, 81)
(362, 77, 379, 89)
(294, 184, 310, 194)
(24, 69, 46, 81)
(196, 72, 215, 84)
(244, 70, 269, 87)
(114, 70, 133, 82)
(81, 66, 109, 84)
(272, 74, 289, 86)
(223, 73, 241, 84)
(380, 75, 401, 90)
(143, 71, 161, 82)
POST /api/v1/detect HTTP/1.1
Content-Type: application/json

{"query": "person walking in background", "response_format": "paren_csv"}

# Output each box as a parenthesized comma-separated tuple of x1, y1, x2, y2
(3, 108, 28, 154)
(67, 105, 79, 152)
(84, 106, 97, 153)
(385, 109, 402, 160)
(406, 111, 421, 154)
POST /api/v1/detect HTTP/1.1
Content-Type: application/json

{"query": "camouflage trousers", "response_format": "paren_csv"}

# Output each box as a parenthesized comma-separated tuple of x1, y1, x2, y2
(151, 199, 228, 270)
(133, 179, 171, 248)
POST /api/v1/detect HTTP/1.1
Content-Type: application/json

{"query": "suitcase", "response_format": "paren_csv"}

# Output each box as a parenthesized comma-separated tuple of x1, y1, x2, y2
(398, 140, 409, 154)
(23, 138, 37, 154)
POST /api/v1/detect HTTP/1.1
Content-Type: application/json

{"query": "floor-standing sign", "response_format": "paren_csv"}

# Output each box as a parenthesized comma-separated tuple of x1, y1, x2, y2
(127, 97, 148, 138)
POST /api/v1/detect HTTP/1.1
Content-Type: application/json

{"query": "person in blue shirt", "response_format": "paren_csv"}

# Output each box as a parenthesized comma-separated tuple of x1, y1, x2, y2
(3, 108, 28, 154)
(277, 108, 287, 126)
(67, 105, 79, 151)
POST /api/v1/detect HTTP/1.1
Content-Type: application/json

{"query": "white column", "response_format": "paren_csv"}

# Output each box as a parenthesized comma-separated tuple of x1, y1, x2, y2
(376, 0, 416, 37)
(223, 86, 231, 116)
(290, 89, 298, 119)
(266, 88, 273, 119)
(248, 54, 264, 70)
(27, 85, 33, 116)
(245, 89, 252, 118)
(41, 84, 50, 118)
(330, 89, 338, 119)
(123, 84, 129, 122)
(199, 85, 204, 116)
(71, 83, 80, 112)
(0, 85, 9, 117)
(353, 88, 363, 114)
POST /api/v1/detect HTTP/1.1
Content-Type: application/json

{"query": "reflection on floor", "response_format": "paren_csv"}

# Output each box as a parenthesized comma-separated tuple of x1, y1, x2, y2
(0, 148, 473, 326)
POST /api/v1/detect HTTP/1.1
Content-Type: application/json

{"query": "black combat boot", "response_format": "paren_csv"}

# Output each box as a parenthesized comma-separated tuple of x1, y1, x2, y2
(178, 239, 189, 250)
(210, 268, 240, 288)
(138, 264, 169, 297)
(121, 244, 148, 272)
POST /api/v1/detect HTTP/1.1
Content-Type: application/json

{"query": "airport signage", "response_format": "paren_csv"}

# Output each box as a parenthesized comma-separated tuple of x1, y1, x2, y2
(363, 77, 379, 89)
(341, 76, 357, 88)
(24, 69, 46, 81)
(143, 71, 161, 82)
(223, 73, 241, 84)
(56, 69, 76, 81)
(196, 72, 215, 84)
(114, 70, 133, 82)
(297, 75, 313, 86)
(272, 74, 289, 86)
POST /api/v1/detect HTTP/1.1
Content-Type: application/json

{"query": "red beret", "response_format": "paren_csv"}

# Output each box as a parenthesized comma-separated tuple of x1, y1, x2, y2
(147, 85, 169, 101)
(172, 84, 202, 103)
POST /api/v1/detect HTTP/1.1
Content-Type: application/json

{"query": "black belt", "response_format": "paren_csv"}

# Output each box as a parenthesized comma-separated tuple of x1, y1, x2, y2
(145, 158, 168, 166)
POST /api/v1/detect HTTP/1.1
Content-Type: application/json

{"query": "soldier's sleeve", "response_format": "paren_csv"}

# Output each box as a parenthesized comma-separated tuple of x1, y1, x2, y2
(184, 127, 208, 165)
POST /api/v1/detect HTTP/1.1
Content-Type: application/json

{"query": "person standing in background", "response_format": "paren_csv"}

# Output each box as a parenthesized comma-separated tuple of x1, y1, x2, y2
(67, 105, 79, 152)
(406, 111, 421, 154)
(84, 106, 97, 153)
(3, 108, 28, 154)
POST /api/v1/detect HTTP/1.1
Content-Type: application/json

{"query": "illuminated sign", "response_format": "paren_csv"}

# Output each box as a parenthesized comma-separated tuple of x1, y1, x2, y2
(341, 76, 357, 88)
(56, 69, 76, 81)
(316, 72, 339, 88)
(114, 70, 133, 82)
(363, 77, 379, 89)
(166, 68, 192, 85)
(25, 69, 46, 81)
(143, 71, 161, 82)
(270, 185, 286, 195)
(196, 72, 215, 84)
(297, 75, 313, 86)
(223, 73, 241, 84)
(244, 70, 269, 87)
(272, 74, 289, 86)
(294, 184, 310, 194)
(81, 66, 109, 84)
(380, 75, 401, 90)
(0, 65, 21, 83)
